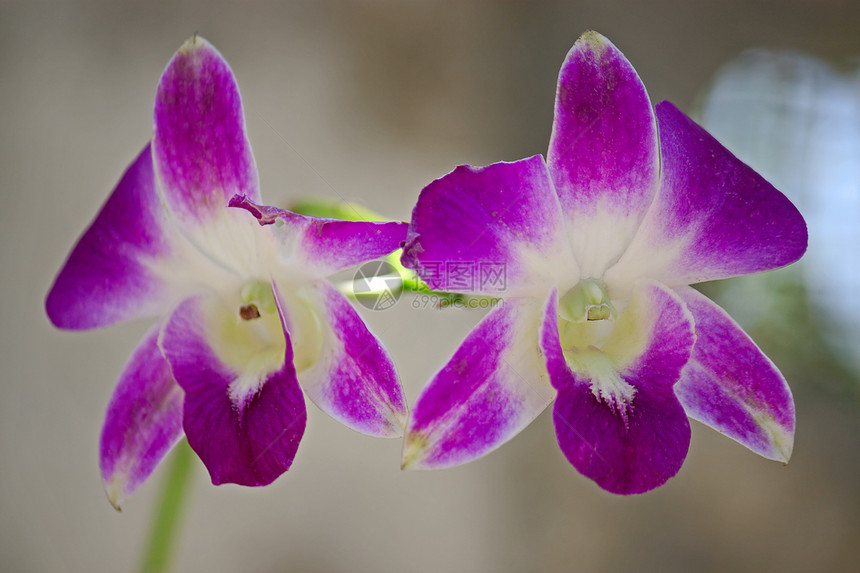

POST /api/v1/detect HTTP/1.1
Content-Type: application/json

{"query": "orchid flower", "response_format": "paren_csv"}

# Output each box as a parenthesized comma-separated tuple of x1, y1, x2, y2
(45, 37, 407, 508)
(400, 31, 807, 494)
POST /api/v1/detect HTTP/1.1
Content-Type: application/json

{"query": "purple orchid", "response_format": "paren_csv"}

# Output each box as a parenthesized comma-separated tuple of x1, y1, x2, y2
(400, 31, 807, 494)
(46, 37, 407, 508)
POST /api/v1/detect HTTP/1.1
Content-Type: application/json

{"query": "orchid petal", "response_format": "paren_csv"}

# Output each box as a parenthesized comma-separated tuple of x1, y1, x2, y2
(605, 102, 807, 294)
(159, 291, 306, 486)
(99, 325, 184, 510)
(547, 31, 660, 278)
(401, 155, 572, 297)
(675, 287, 794, 461)
(46, 144, 174, 330)
(403, 296, 555, 470)
(230, 196, 407, 278)
(153, 36, 260, 226)
(541, 281, 694, 494)
(294, 280, 407, 437)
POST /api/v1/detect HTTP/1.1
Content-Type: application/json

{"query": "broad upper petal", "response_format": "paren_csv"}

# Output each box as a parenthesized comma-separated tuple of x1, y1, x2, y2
(292, 280, 407, 437)
(153, 36, 260, 226)
(674, 287, 794, 461)
(403, 295, 555, 470)
(159, 291, 306, 486)
(230, 196, 407, 279)
(46, 144, 175, 330)
(100, 325, 184, 509)
(541, 281, 694, 494)
(401, 155, 572, 297)
(547, 31, 660, 278)
(605, 102, 807, 294)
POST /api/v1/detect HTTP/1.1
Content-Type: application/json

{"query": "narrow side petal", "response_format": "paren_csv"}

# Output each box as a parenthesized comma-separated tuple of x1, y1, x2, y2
(675, 287, 794, 461)
(153, 36, 260, 226)
(541, 282, 694, 494)
(401, 155, 573, 297)
(547, 31, 660, 278)
(160, 294, 306, 486)
(403, 295, 555, 470)
(46, 144, 174, 330)
(100, 325, 184, 510)
(230, 196, 407, 278)
(293, 280, 407, 437)
(605, 102, 807, 293)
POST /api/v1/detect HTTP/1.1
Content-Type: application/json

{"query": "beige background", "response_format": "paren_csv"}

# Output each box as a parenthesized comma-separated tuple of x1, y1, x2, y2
(3, 1, 860, 571)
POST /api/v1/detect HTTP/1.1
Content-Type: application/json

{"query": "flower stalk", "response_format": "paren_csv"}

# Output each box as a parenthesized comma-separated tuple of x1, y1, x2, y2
(140, 440, 194, 573)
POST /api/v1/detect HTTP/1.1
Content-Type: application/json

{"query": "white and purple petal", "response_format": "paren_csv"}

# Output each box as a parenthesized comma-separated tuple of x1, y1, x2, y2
(230, 196, 407, 278)
(401, 155, 572, 297)
(159, 292, 306, 486)
(153, 36, 260, 226)
(674, 287, 794, 461)
(100, 325, 184, 510)
(541, 282, 695, 494)
(547, 31, 660, 278)
(46, 144, 174, 330)
(605, 102, 807, 294)
(293, 280, 406, 437)
(403, 296, 555, 470)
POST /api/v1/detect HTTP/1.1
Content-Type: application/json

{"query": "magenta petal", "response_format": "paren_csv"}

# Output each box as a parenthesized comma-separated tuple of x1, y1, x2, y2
(606, 102, 807, 291)
(153, 37, 260, 225)
(541, 282, 694, 494)
(99, 325, 184, 509)
(547, 31, 659, 277)
(46, 144, 174, 330)
(675, 287, 794, 461)
(403, 296, 555, 469)
(230, 196, 407, 277)
(296, 280, 407, 437)
(401, 155, 571, 296)
(160, 294, 306, 486)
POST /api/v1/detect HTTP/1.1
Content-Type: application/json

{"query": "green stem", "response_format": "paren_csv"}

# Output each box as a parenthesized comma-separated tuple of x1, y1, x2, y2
(287, 198, 500, 308)
(139, 439, 195, 573)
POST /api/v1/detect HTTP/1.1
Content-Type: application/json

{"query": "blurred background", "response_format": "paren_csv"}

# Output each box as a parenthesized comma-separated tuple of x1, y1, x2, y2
(2, 1, 859, 571)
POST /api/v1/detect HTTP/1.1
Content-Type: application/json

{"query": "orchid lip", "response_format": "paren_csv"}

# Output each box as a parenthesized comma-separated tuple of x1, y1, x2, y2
(555, 280, 638, 424)
(278, 287, 325, 374)
(563, 348, 637, 425)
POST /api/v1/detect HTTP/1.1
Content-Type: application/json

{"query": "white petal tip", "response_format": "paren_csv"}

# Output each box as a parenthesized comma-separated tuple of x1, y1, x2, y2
(352, 407, 408, 439)
(400, 432, 442, 471)
(401, 435, 426, 471)
(371, 424, 404, 440)
(773, 443, 793, 465)
(758, 420, 794, 464)
(178, 34, 214, 56)
(105, 486, 124, 512)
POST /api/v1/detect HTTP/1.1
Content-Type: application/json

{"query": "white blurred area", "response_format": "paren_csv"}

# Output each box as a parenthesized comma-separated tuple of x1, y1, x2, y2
(700, 51, 860, 371)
